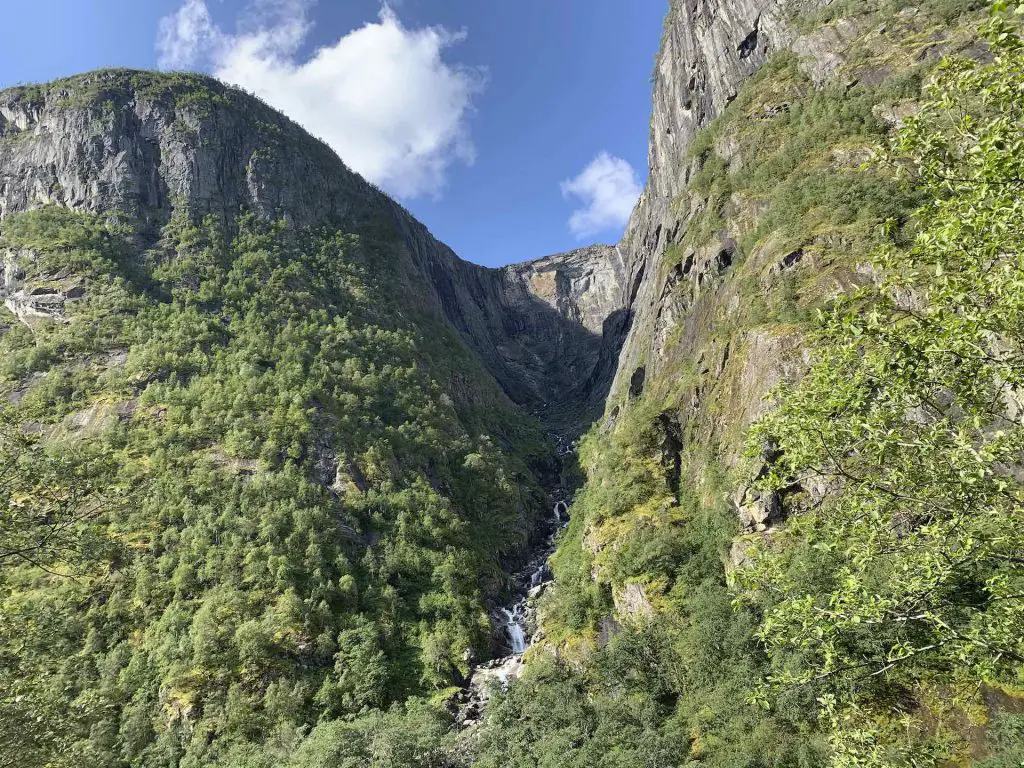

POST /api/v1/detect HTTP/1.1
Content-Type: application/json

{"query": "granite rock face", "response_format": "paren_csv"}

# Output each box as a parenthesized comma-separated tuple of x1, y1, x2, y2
(642, 0, 820, 210)
(0, 72, 369, 232)
(611, 0, 832, 406)
(411, 236, 629, 418)
(0, 71, 628, 418)
(586, 1, 988, 599)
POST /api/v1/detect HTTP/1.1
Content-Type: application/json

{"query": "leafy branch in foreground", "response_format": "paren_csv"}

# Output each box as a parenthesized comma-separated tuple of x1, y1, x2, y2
(742, 7, 1024, 765)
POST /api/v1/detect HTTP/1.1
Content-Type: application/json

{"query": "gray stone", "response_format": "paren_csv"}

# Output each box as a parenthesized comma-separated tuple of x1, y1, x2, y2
(0, 71, 631, 430)
(614, 582, 653, 618)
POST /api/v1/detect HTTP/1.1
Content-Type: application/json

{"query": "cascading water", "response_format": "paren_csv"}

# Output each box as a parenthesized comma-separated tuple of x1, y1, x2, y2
(530, 564, 547, 588)
(493, 495, 570, 656)
(455, 438, 577, 726)
(553, 501, 568, 525)
(501, 607, 527, 654)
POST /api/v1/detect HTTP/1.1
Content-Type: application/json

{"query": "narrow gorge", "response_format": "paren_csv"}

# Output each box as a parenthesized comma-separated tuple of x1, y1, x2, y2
(2, 0, 1020, 766)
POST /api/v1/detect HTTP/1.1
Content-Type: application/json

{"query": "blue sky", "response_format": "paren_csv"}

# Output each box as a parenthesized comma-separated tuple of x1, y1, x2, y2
(0, 1, 665, 267)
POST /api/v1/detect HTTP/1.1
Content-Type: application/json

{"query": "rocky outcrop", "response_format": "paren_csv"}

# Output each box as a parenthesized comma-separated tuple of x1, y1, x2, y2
(506, 245, 626, 336)
(609, 0, 984, 427)
(641, 0, 823, 211)
(585, 2, 988, 606)
(1, 248, 85, 325)
(0, 71, 628, 419)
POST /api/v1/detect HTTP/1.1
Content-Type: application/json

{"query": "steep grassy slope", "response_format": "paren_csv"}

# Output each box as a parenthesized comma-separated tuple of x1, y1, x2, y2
(470, 2, 1024, 767)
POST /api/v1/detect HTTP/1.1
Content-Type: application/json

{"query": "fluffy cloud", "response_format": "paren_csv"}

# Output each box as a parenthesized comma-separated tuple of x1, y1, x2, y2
(157, 1, 485, 198)
(561, 152, 642, 239)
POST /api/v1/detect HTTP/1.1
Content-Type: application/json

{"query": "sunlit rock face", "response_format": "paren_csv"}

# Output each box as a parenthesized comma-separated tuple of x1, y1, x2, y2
(610, 0, 833, 407)
(0, 71, 630, 426)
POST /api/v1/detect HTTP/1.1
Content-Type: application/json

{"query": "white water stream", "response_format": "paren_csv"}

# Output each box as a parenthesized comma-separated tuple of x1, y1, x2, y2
(454, 440, 577, 727)
(496, 498, 569, 655)
(501, 607, 528, 654)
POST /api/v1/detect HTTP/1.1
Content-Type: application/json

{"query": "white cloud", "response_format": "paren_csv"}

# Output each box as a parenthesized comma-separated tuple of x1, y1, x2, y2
(561, 152, 642, 239)
(156, 1, 486, 199)
(157, 0, 223, 70)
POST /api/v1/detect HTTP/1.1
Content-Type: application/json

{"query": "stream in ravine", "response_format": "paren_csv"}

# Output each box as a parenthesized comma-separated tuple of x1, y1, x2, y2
(450, 438, 575, 728)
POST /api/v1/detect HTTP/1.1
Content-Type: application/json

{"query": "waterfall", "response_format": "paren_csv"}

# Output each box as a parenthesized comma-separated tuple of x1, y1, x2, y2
(531, 566, 545, 587)
(489, 489, 573, 662)
(501, 607, 527, 654)
(458, 444, 580, 726)
(553, 501, 568, 524)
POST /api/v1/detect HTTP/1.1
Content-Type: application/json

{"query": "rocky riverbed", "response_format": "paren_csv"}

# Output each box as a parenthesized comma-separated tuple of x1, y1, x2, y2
(450, 486, 572, 729)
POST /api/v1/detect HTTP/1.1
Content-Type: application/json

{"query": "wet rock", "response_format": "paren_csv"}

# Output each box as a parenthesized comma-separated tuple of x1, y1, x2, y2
(463, 655, 525, 713)
(331, 458, 369, 499)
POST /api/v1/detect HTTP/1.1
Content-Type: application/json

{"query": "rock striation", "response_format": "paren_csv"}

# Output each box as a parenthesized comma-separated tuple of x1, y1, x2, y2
(0, 71, 628, 419)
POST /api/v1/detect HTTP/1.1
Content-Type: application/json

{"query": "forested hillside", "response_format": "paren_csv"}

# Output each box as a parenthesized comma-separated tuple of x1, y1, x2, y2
(0, 203, 558, 765)
(2, 1, 1024, 767)
(472, 2, 1024, 767)
(0, 72, 565, 767)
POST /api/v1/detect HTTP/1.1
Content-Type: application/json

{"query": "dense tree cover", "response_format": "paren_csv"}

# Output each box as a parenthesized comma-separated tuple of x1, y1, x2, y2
(0, 410, 124, 572)
(745, 7, 1024, 765)
(474, 5, 1024, 768)
(0, 206, 548, 767)
(472, 401, 826, 767)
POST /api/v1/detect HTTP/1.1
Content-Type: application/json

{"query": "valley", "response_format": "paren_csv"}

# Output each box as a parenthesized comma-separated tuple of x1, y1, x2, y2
(2, 0, 1023, 766)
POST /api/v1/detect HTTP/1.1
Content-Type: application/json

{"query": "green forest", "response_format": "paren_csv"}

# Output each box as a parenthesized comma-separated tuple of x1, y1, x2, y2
(0, 205, 550, 766)
(2, 2, 1024, 767)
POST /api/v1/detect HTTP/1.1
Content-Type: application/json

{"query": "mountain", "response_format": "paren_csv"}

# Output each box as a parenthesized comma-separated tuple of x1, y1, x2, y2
(2, 0, 1022, 766)
(0, 70, 628, 419)
(0, 68, 624, 766)
(473, 0, 1024, 766)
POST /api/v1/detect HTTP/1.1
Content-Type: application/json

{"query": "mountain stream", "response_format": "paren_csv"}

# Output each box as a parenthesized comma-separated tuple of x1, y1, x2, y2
(451, 458, 573, 728)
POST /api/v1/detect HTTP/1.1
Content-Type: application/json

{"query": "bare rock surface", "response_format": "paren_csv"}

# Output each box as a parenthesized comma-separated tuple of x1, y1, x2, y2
(0, 71, 628, 423)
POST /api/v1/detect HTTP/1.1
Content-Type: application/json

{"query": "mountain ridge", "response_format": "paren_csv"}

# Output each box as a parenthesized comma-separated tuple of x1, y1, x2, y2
(0, 68, 629, 424)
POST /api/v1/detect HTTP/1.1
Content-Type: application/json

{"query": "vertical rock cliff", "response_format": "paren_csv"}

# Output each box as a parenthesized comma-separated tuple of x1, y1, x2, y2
(0, 70, 628, 424)
(610, 0, 827, 405)
(601, 0, 984, 475)
(542, 0, 991, 641)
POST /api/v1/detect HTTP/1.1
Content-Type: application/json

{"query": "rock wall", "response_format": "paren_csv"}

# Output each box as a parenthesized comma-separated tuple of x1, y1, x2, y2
(0, 70, 627, 417)
(610, 0, 830, 404)
(581, 1, 991, 590)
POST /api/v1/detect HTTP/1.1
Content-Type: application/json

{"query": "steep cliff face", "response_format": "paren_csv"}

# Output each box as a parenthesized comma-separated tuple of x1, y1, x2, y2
(543, 0, 990, 639)
(611, 0, 826, 405)
(642, 0, 821, 207)
(0, 70, 627, 418)
(470, 4, 998, 764)
(604, 0, 984, 471)
(412, 240, 628, 422)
